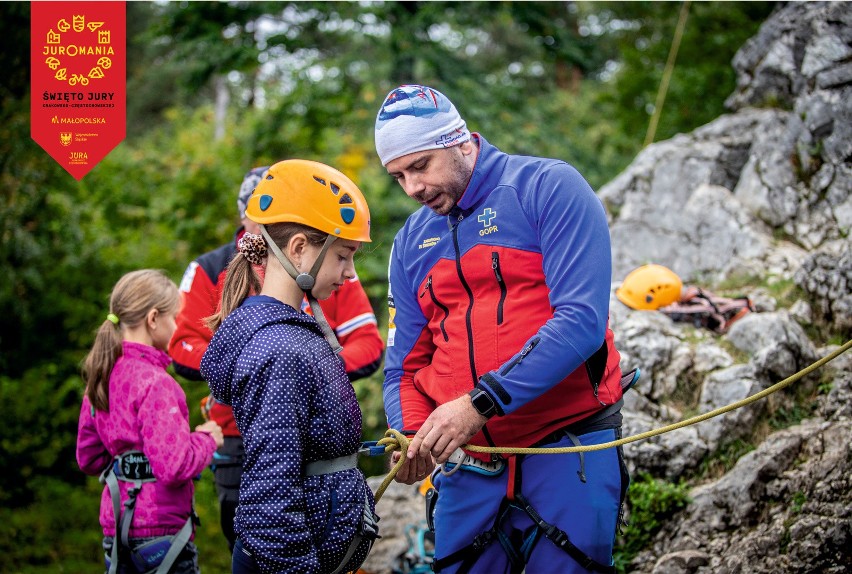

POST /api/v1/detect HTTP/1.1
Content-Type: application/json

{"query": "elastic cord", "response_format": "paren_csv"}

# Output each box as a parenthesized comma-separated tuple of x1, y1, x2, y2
(259, 225, 342, 353)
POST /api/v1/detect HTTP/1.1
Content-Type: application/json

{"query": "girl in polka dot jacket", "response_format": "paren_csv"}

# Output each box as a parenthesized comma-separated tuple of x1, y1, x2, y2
(76, 269, 224, 573)
(201, 160, 379, 574)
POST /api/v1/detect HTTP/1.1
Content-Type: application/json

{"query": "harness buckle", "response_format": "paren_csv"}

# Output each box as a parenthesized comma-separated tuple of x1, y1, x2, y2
(471, 530, 495, 551)
(543, 524, 567, 548)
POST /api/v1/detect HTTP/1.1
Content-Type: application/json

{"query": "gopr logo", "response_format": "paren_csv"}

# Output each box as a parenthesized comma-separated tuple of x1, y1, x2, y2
(477, 207, 498, 236)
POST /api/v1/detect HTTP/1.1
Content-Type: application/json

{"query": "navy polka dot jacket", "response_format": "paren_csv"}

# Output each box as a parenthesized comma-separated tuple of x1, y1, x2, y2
(201, 295, 375, 573)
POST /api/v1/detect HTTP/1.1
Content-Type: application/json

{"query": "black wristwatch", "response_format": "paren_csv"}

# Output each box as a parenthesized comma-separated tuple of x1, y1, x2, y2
(468, 387, 497, 419)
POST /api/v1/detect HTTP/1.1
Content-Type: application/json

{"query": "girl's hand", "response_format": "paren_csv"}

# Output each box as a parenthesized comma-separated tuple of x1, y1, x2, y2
(196, 420, 224, 448)
(390, 450, 435, 485)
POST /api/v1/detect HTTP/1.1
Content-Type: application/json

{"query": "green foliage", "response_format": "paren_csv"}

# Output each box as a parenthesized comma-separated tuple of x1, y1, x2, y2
(614, 472, 691, 572)
(695, 438, 755, 481)
(584, 1, 777, 143)
(0, 367, 85, 508)
(0, 475, 103, 571)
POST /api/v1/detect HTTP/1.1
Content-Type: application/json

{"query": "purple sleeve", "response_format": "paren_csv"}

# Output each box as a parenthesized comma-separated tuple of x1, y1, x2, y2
(76, 397, 111, 475)
(137, 375, 216, 486)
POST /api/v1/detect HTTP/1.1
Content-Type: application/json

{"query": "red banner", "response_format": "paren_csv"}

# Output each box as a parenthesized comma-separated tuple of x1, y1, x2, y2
(31, 2, 126, 180)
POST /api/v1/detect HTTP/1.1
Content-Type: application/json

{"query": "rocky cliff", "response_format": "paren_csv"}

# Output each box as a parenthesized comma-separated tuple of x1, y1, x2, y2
(363, 3, 851, 572)
(606, 2, 851, 572)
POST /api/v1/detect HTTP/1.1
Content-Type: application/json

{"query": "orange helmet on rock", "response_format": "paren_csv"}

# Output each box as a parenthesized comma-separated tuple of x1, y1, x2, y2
(244, 159, 371, 242)
(616, 264, 683, 310)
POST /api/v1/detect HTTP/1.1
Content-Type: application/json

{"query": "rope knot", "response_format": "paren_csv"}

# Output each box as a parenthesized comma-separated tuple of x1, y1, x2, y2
(373, 429, 411, 503)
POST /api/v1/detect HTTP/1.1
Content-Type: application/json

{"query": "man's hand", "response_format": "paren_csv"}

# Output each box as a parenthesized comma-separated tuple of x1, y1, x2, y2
(408, 394, 488, 464)
(390, 450, 435, 485)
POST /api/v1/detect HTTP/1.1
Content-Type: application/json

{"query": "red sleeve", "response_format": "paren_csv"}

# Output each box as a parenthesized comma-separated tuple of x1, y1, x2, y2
(169, 261, 219, 378)
(318, 276, 384, 381)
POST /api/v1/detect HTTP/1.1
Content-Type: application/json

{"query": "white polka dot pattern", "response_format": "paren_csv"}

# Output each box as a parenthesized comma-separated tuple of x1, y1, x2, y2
(201, 296, 376, 573)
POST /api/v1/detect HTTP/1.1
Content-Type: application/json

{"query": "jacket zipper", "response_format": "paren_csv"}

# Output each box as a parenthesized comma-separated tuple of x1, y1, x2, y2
(450, 214, 477, 387)
(451, 211, 496, 447)
(500, 337, 541, 376)
(491, 252, 506, 325)
(420, 276, 449, 342)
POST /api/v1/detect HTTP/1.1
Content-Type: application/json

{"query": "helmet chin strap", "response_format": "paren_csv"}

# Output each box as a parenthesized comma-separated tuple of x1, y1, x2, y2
(259, 225, 342, 355)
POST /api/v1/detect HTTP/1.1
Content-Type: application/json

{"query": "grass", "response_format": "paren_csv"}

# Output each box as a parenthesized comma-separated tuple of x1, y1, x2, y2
(614, 473, 691, 573)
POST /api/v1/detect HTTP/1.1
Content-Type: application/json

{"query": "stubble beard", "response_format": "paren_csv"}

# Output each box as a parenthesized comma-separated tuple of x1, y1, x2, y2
(430, 149, 473, 216)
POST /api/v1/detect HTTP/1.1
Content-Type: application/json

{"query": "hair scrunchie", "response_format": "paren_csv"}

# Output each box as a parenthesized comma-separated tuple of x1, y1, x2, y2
(238, 232, 267, 265)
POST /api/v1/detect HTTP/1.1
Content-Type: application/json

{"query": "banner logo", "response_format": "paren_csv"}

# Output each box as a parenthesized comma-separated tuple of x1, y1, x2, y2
(31, 2, 126, 180)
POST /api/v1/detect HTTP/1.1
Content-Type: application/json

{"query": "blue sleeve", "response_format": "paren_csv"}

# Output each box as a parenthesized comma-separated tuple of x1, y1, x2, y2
(481, 163, 612, 414)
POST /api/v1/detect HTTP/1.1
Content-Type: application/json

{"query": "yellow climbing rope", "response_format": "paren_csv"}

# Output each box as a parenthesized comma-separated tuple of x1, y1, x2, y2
(373, 339, 850, 503)
(644, 0, 691, 147)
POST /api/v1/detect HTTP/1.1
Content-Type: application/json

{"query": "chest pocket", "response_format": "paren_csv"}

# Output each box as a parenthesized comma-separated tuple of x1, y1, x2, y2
(419, 275, 450, 342)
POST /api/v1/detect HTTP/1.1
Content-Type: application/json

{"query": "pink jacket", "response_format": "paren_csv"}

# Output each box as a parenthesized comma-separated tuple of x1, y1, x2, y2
(76, 341, 217, 538)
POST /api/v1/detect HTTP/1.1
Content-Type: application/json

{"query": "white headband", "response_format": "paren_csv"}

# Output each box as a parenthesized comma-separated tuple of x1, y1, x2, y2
(374, 85, 470, 166)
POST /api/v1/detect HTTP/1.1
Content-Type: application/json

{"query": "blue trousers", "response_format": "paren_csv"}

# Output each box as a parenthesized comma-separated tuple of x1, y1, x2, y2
(231, 539, 260, 574)
(431, 428, 628, 573)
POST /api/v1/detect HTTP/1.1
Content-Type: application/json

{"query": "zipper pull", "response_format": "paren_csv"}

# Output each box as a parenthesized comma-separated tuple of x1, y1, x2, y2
(491, 252, 503, 281)
(420, 276, 432, 298)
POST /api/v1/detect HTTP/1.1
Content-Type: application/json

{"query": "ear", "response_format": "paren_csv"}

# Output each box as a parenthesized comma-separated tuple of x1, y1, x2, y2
(287, 233, 309, 264)
(458, 140, 475, 156)
(146, 307, 159, 330)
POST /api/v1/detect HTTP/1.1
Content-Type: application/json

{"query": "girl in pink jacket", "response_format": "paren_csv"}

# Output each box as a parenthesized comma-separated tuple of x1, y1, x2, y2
(76, 269, 223, 574)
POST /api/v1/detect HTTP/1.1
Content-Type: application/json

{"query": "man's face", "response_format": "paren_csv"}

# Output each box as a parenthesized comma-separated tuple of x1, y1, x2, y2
(385, 142, 475, 215)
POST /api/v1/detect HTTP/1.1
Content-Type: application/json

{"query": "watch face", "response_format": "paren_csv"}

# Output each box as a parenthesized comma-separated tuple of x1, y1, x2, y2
(471, 390, 495, 415)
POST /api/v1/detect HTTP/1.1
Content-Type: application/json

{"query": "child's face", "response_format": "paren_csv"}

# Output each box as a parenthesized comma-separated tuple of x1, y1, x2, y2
(310, 239, 361, 300)
(151, 308, 178, 352)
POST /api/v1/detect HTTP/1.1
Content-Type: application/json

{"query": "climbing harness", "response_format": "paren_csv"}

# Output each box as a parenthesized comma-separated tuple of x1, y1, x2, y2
(659, 286, 752, 333)
(430, 489, 616, 574)
(425, 370, 638, 573)
(99, 451, 197, 574)
(439, 449, 506, 477)
(393, 522, 436, 574)
(303, 451, 381, 574)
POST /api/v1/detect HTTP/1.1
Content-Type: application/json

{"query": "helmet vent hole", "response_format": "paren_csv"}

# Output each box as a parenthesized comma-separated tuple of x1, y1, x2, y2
(313, 176, 326, 185)
(339, 193, 353, 205)
(330, 182, 340, 195)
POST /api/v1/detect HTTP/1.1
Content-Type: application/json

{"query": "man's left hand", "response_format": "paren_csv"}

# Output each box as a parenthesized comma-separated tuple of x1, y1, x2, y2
(408, 394, 488, 464)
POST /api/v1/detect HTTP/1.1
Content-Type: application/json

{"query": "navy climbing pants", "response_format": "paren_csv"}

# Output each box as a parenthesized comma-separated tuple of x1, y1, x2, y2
(431, 428, 627, 573)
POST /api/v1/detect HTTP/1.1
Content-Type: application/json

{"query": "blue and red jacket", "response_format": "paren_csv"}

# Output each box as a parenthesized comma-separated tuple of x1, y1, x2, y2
(384, 134, 623, 452)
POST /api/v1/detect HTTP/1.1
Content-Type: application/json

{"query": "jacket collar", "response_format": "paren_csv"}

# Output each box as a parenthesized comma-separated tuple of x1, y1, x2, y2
(455, 133, 508, 214)
(121, 340, 172, 370)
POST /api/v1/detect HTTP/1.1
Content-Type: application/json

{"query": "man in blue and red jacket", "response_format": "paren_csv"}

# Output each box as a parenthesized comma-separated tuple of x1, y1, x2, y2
(375, 85, 628, 573)
(169, 166, 384, 552)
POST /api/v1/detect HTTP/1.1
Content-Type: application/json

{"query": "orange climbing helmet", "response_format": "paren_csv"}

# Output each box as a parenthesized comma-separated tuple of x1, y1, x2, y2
(244, 159, 371, 242)
(616, 264, 683, 310)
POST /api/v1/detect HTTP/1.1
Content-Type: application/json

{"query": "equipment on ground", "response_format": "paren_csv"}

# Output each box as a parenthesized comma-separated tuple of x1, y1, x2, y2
(616, 264, 683, 311)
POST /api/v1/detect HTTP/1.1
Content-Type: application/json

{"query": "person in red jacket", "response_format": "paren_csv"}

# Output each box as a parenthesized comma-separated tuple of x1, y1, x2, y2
(169, 166, 384, 551)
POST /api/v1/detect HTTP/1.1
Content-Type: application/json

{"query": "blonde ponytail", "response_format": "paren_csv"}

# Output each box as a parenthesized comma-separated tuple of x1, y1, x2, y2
(83, 270, 179, 412)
